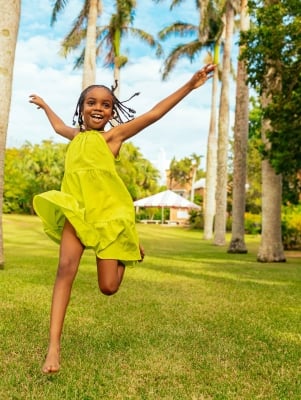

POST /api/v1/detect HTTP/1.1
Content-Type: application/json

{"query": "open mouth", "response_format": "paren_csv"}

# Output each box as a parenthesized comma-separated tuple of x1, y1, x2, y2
(91, 113, 104, 121)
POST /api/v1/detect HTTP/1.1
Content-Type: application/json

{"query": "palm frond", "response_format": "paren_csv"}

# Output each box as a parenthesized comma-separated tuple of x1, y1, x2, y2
(50, 0, 70, 26)
(161, 41, 204, 80)
(125, 27, 157, 47)
(60, 28, 87, 57)
(73, 50, 85, 70)
(159, 23, 198, 40)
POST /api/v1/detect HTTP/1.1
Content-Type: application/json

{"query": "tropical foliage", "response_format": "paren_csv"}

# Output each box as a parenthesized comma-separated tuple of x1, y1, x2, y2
(117, 142, 161, 199)
(4, 141, 66, 214)
(3, 141, 160, 214)
(167, 153, 203, 189)
(282, 204, 301, 249)
(241, 0, 301, 195)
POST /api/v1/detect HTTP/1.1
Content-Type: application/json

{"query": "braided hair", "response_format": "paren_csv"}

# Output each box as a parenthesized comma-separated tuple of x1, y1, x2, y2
(72, 81, 139, 130)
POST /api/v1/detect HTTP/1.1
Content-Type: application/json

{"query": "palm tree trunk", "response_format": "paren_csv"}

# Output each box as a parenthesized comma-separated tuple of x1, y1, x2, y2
(228, 0, 250, 253)
(0, 0, 20, 268)
(203, 44, 219, 240)
(257, 87, 286, 262)
(82, 0, 100, 89)
(257, 159, 285, 262)
(257, 0, 286, 263)
(214, 0, 234, 245)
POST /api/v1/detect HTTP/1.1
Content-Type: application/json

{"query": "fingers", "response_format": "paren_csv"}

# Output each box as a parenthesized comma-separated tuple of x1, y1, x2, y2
(28, 94, 42, 109)
(204, 63, 216, 73)
(200, 64, 216, 81)
(29, 94, 37, 103)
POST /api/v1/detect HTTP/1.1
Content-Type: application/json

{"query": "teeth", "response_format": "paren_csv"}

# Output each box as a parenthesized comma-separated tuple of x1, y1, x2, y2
(92, 114, 103, 119)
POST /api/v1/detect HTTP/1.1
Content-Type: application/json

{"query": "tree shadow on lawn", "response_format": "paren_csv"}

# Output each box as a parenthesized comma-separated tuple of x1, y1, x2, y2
(140, 257, 299, 289)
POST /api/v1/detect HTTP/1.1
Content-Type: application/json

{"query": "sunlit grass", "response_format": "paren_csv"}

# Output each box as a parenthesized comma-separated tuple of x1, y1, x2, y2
(1, 215, 301, 399)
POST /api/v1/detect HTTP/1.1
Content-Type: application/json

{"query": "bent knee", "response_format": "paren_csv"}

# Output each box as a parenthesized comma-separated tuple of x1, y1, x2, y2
(99, 282, 119, 296)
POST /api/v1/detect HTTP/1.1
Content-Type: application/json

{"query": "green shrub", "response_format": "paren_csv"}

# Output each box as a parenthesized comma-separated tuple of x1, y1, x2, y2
(244, 213, 261, 234)
(189, 210, 204, 229)
(282, 204, 301, 249)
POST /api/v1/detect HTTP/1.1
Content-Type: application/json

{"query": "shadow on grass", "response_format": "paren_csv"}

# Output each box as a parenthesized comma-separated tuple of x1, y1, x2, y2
(139, 258, 299, 289)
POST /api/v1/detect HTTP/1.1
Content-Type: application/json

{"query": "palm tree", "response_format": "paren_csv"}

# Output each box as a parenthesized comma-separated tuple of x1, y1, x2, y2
(213, 0, 239, 245)
(97, 0, 157, 97)
(54, 1, 156, 95)
(227, 0, 250, 253)
(156, 0, 224, 239)
(203, 42, 219, 239)
(0, 0, 21, 268)
(51, 0, 102, 89)
(158, 0, 222, 79)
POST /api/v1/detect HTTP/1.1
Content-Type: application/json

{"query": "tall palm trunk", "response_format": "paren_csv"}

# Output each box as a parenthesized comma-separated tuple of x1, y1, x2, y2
(228, 0, 250, 253)
(0, 0, 20, 268)
(113, 27, 122, 98)
(82, 0, 100, 89)
(214, 0, 234, 245)
(257, 0, 285, 263)
(203, 43, 219, 240)
(257, 77, 285, 262)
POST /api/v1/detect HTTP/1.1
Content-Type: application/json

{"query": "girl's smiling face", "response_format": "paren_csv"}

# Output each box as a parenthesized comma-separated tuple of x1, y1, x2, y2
(81, 87, 114, 131)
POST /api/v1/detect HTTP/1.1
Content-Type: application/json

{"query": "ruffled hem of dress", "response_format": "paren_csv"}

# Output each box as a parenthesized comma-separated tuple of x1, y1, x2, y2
(33, 190, 141, 266)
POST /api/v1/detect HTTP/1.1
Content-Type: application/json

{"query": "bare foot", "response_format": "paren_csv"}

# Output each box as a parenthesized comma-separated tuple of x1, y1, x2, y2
(42, 348, 60, 374)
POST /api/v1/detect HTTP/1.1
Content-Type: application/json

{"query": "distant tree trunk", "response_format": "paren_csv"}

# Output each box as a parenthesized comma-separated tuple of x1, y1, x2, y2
(214, 0, 234, 245)
(82, 0, 100, 89)
(203, 44, 219, 240)
(228, 0, 250, 253)
(0, 0, 20, 268)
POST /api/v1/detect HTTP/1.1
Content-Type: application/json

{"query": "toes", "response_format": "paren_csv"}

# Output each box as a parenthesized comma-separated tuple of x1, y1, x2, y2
(42, 364, 60, 375)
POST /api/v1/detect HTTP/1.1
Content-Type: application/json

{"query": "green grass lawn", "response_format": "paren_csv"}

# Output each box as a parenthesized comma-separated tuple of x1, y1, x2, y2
(1, 214, 300, 400)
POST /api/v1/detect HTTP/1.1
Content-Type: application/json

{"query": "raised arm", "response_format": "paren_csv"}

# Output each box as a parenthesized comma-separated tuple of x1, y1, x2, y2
(29, 95, 79, 140)
(105, 64, 215, 154)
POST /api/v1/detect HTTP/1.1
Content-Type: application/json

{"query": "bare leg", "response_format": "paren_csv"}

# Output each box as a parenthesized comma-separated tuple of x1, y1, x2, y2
(139, 244, 145, 262)
(42, 219, 84, 374)
(96, 259, 125, 296)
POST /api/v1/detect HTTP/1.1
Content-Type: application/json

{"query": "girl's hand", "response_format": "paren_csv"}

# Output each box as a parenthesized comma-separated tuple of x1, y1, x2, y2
(190, 64, 216, 89)
(29, 94, 47, 109)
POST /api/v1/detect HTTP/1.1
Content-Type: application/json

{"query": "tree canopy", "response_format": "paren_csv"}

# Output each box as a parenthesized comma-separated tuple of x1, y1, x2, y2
(242, 0, 301, 195)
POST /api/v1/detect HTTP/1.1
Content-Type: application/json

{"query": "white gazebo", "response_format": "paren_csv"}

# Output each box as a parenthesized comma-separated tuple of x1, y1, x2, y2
(134, 190, 201, 224)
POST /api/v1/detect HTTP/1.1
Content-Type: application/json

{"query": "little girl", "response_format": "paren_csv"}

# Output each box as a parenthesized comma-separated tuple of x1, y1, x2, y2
(29, 64, 215, 374)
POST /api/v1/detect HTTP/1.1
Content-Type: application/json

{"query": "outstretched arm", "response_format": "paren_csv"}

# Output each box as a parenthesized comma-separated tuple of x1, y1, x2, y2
(29, 95, 79, 140)
(105, 64, 216, 154)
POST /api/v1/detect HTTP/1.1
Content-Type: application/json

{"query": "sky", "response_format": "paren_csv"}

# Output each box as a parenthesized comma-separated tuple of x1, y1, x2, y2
(8, 0, 237, 180)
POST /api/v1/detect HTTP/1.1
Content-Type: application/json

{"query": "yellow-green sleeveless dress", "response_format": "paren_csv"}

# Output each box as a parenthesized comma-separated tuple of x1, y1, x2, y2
(33, 130, 141, 266)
